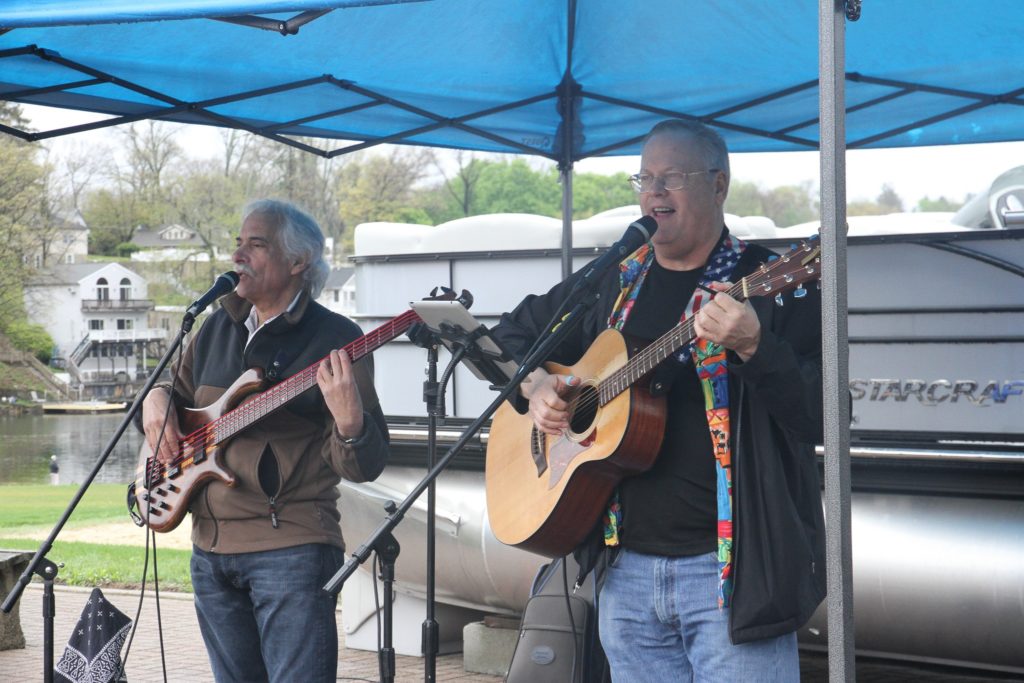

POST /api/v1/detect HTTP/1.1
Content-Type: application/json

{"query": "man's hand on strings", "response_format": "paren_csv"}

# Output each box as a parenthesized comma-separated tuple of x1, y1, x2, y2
(523, 368, 580, 435)
(142, 388, 183, 465)
(318, 348, 365, 441)
(694, 281, 762, 361)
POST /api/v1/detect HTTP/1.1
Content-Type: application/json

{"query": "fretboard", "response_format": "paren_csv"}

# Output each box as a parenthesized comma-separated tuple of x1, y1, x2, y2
(201, 309, 422, 444)
(597, 282, 747, 406)
(594, 237, 821, 406)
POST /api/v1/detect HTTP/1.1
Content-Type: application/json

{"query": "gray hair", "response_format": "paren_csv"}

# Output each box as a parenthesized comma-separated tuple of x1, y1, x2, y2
(643, 119, 730, 184)
(242, 199, 331, 298)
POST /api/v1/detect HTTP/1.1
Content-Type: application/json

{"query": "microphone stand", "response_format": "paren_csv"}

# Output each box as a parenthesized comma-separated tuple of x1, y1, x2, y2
(0, 313, 200, 683)
(323, 290, 601, 683)
(406, 324, 443, 682)
(423, 338, 440, 683)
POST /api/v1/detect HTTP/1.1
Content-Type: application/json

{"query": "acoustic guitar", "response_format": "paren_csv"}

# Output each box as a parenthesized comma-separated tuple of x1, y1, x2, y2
(127, 291, 458, 533)
(485, 239, 821, 557)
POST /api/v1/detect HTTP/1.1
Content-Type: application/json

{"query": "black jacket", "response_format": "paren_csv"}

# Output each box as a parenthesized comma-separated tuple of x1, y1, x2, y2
(491, 235, 826, 644)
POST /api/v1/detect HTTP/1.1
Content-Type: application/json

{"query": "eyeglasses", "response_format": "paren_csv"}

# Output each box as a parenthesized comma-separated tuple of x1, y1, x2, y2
(628, 169, 719, 193)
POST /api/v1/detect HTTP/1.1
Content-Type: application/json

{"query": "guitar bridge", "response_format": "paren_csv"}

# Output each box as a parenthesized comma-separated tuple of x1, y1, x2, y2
(530, 427, 548, 477)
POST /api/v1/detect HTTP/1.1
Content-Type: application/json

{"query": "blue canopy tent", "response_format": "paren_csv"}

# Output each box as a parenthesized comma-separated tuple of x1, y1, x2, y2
(1, 1, 1022, 156)
(2, 1, 1022, 676)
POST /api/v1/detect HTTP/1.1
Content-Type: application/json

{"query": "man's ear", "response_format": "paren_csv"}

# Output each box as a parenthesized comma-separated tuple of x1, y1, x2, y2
(290, 259, 308, 276)
(714, 171, 729, 205)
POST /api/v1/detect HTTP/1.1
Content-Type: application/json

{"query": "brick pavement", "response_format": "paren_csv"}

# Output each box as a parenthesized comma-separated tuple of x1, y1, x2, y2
(5, 585, 1021, 682)
(1, 584, 503, 682)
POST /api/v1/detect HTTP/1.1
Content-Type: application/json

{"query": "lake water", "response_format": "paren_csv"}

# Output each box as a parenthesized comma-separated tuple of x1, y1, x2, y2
(0, 412, 143, 485)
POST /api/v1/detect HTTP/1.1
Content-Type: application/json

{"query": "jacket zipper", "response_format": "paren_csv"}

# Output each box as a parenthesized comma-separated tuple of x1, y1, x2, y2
(269, 496, 279, 529)
(264, 446, 283, 529)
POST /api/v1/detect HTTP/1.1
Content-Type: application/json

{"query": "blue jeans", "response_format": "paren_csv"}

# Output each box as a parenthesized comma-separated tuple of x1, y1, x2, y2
(191, 543, 345, 683)
(598, 550, 799, 683)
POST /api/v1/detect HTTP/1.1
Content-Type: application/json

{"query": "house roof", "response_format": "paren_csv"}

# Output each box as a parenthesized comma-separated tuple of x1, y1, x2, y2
(324, 266, 355, 289)
(27, 262, 141, 286)
(131, 224, 206, 248)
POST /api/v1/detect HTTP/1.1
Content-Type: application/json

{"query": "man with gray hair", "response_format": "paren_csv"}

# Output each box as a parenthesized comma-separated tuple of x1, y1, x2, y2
(493, 120, 824, 681)
(142, 199, 390, 682)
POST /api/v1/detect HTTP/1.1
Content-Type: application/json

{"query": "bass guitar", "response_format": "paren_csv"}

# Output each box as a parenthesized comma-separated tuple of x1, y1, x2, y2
(128, 291, 459, 533)
(485, 239, 821, 557)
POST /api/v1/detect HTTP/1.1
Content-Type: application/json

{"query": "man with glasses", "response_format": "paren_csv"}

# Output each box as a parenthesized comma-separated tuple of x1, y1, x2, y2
(492, 119, 825, 681)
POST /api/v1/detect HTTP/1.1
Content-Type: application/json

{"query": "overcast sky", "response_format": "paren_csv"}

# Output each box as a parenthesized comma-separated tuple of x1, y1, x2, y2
(22, 104, 1024, 209)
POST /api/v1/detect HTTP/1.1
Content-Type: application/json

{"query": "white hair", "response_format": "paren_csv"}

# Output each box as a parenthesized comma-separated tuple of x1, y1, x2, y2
(242, 199, 331, 298)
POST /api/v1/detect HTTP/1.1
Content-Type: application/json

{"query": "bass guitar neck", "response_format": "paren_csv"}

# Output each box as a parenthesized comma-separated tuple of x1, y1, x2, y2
(129, 308, 422, 533)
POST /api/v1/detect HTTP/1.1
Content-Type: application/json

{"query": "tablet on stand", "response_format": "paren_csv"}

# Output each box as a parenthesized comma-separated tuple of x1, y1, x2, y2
(409, 298, 517, 389)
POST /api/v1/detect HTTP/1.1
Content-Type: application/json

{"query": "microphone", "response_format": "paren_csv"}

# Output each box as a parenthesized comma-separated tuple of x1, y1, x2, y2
(184, 271, 240, 321)
(571, 215, 658, 293)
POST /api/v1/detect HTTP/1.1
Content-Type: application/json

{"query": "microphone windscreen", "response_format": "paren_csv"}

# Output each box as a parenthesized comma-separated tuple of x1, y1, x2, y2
(630, 215, 658, 242)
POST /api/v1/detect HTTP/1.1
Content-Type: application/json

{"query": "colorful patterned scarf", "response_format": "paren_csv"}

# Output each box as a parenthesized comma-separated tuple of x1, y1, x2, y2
(601, 230, 745, 607)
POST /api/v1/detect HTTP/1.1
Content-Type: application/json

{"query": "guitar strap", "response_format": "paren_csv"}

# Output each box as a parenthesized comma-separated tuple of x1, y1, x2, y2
(603, 227, 746, 608)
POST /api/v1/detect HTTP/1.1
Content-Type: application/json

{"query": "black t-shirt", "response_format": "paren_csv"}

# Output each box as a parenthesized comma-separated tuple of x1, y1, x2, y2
(618, 259, 718, 556)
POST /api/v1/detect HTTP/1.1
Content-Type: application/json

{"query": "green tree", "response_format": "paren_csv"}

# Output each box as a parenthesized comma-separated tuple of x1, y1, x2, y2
(472, 159, 561, 216)
(571, 172, 636, 219)
(433, 150, 487, 218)
(5, 320, 54, 363)
(82, 121, 184, 254)
(167, 162, 248, 286)
(917, 195, 964, 212)
(724, 179, 765, 217)
(82, 187, 142, 254)
(0, 103, 46, 331)
(848, 183, 906, 217)
(336, 148, 434, 251)
(760, 182, 818, 227)
(724, 179, 817, 227)
(876, 183, 904, 213)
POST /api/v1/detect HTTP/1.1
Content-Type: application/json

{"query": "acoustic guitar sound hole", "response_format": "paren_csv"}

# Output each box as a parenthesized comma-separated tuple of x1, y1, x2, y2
(568, 385, 599, 434)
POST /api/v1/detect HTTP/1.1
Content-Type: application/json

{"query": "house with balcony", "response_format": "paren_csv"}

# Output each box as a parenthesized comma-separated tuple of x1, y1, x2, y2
(23, 263, 166, 398)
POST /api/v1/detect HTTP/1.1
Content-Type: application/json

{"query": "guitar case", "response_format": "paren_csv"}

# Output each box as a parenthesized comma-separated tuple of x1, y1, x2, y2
(505, 554, 611, 683)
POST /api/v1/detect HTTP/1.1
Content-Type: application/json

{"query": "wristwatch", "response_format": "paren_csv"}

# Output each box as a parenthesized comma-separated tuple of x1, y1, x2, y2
(339, 422, 367, 446)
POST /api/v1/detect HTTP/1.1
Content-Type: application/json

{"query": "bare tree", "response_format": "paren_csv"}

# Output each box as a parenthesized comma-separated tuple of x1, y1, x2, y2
(220, 128, 255, 178)
(167, 159, 247, 285)
(118, 121, 183, 196)
(434, 149, 486, 216)
(81, 122, 185, 252)
(337, 146, 433, 236)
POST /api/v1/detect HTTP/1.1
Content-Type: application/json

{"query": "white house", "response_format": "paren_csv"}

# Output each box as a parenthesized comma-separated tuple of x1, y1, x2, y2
(130, 223, 218, 263)
(317, 266, 356, 317)
(24, 216, 89, 268)
(24, 263, 166, 396)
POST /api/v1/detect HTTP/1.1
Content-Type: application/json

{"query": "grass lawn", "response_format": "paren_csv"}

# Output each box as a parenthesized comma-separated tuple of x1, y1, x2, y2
(0, 483, 192, 591)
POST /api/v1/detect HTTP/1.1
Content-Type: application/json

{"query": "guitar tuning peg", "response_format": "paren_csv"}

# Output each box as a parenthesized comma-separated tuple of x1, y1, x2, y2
(768, 254, 779, 262)
(774, 293, 784, 307)
(794, 285, 807, 299)
(816, 281, 822, 290)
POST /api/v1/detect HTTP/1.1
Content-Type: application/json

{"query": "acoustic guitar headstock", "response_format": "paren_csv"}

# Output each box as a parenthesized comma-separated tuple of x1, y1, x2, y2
(741, 236, 821, 301)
